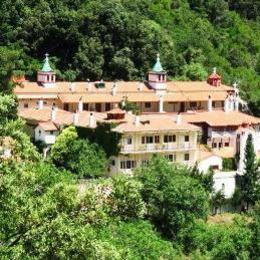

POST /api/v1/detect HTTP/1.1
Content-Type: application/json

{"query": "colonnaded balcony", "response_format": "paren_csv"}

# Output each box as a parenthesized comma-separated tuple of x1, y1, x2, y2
(120, 142, 196, 154)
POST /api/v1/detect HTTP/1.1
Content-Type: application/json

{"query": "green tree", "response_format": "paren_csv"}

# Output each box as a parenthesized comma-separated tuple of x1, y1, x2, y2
(50, 126, 107, 178)
(241, 134, 260, 209)
(108, 175, 146, 220)
(135, 156, 209, 240)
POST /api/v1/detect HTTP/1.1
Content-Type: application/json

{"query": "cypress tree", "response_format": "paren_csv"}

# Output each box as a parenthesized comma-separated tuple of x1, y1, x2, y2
(242, 134, 259, 210)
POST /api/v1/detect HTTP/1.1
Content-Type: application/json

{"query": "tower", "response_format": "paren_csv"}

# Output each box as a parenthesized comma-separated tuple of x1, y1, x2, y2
(148, 54, 167, 91)
(207, 67, 221, 87)
(37, 54, 56, 87)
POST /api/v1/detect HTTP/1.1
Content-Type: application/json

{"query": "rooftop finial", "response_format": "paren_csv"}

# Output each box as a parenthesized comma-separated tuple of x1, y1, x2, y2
(41, 53, 53, 72)
(152, 53, 164, 72)
(233, 82, 238, 89)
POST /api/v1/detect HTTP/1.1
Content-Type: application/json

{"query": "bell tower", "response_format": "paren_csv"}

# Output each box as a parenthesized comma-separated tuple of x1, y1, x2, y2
(148, 54, 167, 91)
(37, 54, 56, 88)
(207, 67, 221, 87)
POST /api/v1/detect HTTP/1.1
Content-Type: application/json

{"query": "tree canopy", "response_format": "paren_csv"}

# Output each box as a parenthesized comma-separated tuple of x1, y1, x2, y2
(0, 0, 259, 114)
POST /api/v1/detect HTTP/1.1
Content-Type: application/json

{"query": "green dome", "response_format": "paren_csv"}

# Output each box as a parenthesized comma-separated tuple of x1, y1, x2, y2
(41, 54, 53, 72)
(152, 54, 164, 72)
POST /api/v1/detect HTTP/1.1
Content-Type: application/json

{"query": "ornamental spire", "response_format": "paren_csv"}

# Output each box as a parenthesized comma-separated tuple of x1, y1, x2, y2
(41, 53, 53, 72)
(152, 53, 164, 72)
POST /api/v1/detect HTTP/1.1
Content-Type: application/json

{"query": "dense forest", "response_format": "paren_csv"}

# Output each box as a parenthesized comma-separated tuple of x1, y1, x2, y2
(0, 1, 260, 258)
(0, 0, 259, 114)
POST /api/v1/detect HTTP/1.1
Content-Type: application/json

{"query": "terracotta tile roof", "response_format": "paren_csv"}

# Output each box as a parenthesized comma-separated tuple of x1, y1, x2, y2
(58, 93, 122, 103)
(14, 80, 232, 103)
(38, 121, 58, 131)
(167, 81, 233, 92)
(213, 147, 235, 158)
(113, 115, 200, 133)
(182, 110, 260, 127)
(19, 107, 73, 125)
(197, 145, 220, 162)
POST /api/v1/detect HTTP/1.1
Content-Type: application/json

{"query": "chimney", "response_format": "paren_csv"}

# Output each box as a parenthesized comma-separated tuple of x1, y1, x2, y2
(73, 113, 79, 125)
(134, 115, 140, 126)
(235, 97, 239, 111)
(176, 113, 181, 124)
(51, 106, 56, 121)
(89, 112, 95, 128)
(207, 95, 212, 111)
(112, 83, 117, 96)
(224, 96, 229, 112)
(38, 100, 44, 110)
(78, 97, 83, 112)
(230, 96, 234, 111)
(70, 82, 75, 92)
(137, 82, 143, 91)
(159, 95, 164, 113)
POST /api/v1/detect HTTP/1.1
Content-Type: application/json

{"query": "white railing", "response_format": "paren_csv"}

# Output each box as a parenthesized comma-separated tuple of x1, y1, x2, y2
(121, 142, 196, 153)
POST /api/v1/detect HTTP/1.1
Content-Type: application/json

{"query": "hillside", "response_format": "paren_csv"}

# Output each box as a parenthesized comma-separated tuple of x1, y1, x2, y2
(0, 0, 259, 114)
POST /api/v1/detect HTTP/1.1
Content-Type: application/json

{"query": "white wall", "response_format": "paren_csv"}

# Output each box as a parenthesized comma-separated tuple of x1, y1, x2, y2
(213, 171, 236, 199)
(35, 126, 58, 144)
(197, 155, 223, 173)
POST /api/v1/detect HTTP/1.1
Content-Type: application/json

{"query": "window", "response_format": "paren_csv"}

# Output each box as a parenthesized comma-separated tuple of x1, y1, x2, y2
(155, 136, 160, 143)
(164, 135, 176, 143)
(146, 136, 153, 143)
(38, 130, 41, 136)
(212, 101, 216, 108)
(145, 102, 151, 108)
(83, 103, 89, 111)
(126, 137, 132, 145)
(213, 143, 217, 148)
(165, 154, 174, 162)
(142, 136, 153, 144)
(64, 103, 69, 111)
(53, 102, 56, 106)
(190, 102, 196, 108)
(120, 160, 136, 169)
(141, 160, 149, 166)
(184, 153, 189, 161)
(105, 103, 111, 111)
(110, 160, 115, 166)
(50, 131, 54, 135)
(185, 135, 189, 142)
(24, 103, 29, 108)
(44, 101, 47, 105)
(225, 142, 229, 147)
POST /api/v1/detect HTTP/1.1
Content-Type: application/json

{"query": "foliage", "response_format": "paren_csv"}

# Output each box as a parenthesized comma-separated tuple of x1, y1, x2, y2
(121, 98, 141, 115)
(190, 164, 214, 193)
(107, 175, 146, 220)
(50, 126, 107, 178)
(240, 134, 260, 209)
(186, 218, 253, 258)
(0, 0, 259, 114)
(76, 123, 122, 157)
(0, 160, 180, 258)
(135, 156, 209, 240)
(211, 191, 226, 214)
(96, 220, 182, 259)
(223, 157, 236, 171)
(248, 202, 260, 259)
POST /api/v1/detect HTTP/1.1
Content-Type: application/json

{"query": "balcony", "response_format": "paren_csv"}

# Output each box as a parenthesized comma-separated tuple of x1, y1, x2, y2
(120, 142, 196, 154)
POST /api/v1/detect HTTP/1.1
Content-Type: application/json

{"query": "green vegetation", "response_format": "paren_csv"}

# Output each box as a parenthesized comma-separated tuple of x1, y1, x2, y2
(50, 126, 107, 178)
(223, 157, 237, 171)
(0, 0, 260, 258)
(0, 0, 259, 114)
(234, 134, 260, 210)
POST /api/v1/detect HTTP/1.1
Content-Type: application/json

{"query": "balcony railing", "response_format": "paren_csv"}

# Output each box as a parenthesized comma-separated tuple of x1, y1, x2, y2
(121, 142, 196, 153)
